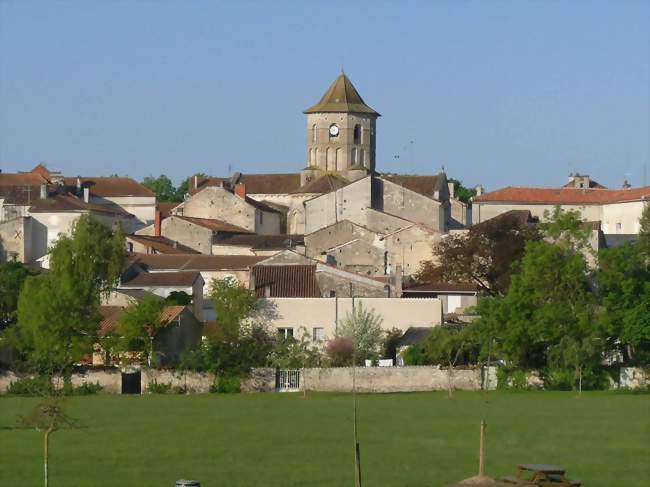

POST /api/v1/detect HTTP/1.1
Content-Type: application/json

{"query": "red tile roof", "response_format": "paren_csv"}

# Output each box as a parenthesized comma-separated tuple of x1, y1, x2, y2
(99, 305, 188, 336)
(63, 177, 155, 198)
(189, 173, 302, 195)
(28, 193, 135, 217)
(157, 202, 180, 219)
(252, 265, 321, 297)
(121, 271, 201, 287)
(174, 216, 252, 234)
(474, 186, 650, 205)
(213, 233, 304, 250)
(126, 234, 199, 254)
(129, 253, 266, 271)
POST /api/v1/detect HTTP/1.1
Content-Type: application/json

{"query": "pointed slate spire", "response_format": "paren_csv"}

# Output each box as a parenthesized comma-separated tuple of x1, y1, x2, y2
(304, 73, 380, 116)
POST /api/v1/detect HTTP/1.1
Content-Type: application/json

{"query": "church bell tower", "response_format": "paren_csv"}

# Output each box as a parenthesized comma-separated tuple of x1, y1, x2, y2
(302, 73, 380, 184)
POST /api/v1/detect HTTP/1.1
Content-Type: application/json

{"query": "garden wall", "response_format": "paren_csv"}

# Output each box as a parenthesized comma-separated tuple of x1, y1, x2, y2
(302, 366, 488, 393)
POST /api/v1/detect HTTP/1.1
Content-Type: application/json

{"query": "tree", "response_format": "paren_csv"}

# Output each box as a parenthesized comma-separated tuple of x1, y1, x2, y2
(142, 175, 178, 202)
(325, 337, 355, 366)
(336, 302, 384, 364)
(116, 295, 166, 367)
(165, 290, 193, 306)
(269, 327, 324, 369)
(547, 335, 603, 394)
(19, 397, 76, 487)
(0, 261, 32, 330)
(598, 242, 650, 364)
(13, 215, 126, 376)
(639, 203, 650, 264)
(417, 212, 539, 295)
(209, 277, 258, 338)
(476, 237, 598, 371)
(448, 178, 476, 203)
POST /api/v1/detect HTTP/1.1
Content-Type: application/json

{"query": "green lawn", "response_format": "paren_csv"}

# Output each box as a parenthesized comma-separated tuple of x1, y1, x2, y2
(0, 391, 648, 487)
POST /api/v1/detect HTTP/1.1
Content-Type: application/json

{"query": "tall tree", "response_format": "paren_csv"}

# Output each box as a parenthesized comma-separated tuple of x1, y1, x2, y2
(209, 277, 258, 338)
(417, 211, 539, 295)
(175, 172, 207, 201)
(142, 175, 179, 202)
(598, 242, 650, 364)
(13, 215, 126, 376)
(447, 178, 477, 203)
(476, 210, 599, 370)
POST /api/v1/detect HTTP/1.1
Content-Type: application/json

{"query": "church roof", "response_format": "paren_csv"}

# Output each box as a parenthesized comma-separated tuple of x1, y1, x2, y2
(291, 174, 350, 194)
(190, 173, 302, 195)
(304, 73, 380, 116)
(382, 174, 445, 199)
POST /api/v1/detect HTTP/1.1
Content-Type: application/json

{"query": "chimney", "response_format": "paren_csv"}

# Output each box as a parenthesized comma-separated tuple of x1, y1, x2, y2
(76, 177, 82, 196)
(40, 184, 47, 199)
(475, 184, 484, 196)
(173, 240, 178, 249)
(623, 179, 631, 189)
(235, 182, 246, 199)
(193, 175, 198, 189)
(448, 182, 455, 199)
(83, 187, 89, 203)
(154, 210, 162, 237)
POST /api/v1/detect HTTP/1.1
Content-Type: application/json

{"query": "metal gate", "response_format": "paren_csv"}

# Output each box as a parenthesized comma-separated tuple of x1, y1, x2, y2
(276, 369, 301, 392)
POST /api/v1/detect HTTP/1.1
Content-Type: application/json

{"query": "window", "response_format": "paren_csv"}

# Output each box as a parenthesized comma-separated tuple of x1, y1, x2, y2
(312, 124, 317, 143)
(353, 124, 361, 144)
(278, 328, 294, 339)
(127, 242, 134, 253)
(313, 327, 325, 341)
(329, 290, 336, 297)
(351, 148, 358, 165)
(259, 211, 264, 225)
(616, 222, 622, 234)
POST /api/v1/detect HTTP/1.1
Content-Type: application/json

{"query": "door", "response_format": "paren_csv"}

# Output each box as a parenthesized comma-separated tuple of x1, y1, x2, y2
(121, 370, 142, 394)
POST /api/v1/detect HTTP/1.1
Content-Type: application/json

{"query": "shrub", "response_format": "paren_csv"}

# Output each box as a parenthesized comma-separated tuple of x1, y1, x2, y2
(496, 368, 530, 391)
(147, 380, 172, 394)
(325, 337, 354, 366)
(7, 376, 53, 396)
(71, 381, 103, 395)
(212, 375, 241, 393)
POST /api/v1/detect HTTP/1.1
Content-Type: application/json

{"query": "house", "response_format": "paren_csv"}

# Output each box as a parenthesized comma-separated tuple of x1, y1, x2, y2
(472, 174, 650, 237)
(95, 305, 202, 366)
(171, 180, 282, 235)
(125, 234, 199, 255)
(402, 282, 479, 315)
(212, 233, 305, 256)
(118, 269, 204, 320)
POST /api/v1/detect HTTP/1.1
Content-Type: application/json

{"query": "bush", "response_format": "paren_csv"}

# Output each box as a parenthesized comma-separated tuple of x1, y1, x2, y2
(71, 381, 103, 395)
(147, 380, 172, 394)
(325, 337, 354, 366)
(496, 368, 530, 391)
(212, 375, 241, 393)
(543, 366, 610, 391)
(7, 376, 53, 395)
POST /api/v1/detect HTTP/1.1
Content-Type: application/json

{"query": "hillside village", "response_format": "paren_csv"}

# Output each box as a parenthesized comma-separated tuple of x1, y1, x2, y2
(1, 73, 649, 369)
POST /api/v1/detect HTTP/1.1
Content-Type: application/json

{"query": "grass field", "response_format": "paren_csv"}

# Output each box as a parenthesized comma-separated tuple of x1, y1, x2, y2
(0, 391, 648, 487)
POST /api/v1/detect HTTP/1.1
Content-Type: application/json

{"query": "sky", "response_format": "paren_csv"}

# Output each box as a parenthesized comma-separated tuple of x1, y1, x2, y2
(0, 1, 648, 192)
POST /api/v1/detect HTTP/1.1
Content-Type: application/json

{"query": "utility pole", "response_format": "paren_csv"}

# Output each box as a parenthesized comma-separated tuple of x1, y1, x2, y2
(350, 283, 361, 487)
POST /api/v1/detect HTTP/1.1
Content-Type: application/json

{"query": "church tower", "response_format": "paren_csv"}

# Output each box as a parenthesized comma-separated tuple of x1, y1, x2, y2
(302, 73, 380, 184)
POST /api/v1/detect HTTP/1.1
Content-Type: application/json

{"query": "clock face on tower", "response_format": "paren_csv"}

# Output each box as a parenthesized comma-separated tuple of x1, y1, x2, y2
(329, 124, 339, 137)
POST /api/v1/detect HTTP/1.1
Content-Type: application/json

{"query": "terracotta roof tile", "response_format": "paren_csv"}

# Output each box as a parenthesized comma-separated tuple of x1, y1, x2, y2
(213, 234, 304, 250)
(63, 177, 155, 197)
(252, 265, 321, 297)
(190, 173, 302, 195)
(474, 186, 650, 205)
(129, 253, 266, 271)
(382, 174, 444, 199)
(121, 271, 201, 287)
(174, 216, 252, 234)
(99, 305, 188, 336)
(291, 174, 350, 194)
(126, 234, 199, 254)
(157, 202, 180, 219)
(28, 193, 134, 217)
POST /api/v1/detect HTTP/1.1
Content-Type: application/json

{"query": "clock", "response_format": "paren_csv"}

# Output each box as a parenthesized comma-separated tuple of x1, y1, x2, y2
(329, 124, 339, 137)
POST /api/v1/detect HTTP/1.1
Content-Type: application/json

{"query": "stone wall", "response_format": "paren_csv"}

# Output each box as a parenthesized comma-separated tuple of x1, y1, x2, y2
(302, 366, 485, 393)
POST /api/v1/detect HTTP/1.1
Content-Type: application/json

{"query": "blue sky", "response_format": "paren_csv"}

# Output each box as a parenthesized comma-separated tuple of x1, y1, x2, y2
(1, 1, 648, 191)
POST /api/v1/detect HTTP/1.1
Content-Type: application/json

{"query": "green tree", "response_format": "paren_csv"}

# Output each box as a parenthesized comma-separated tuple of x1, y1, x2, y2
(13, 215, 126, 376)
(0, 261, 32, 330)
(142, 175, 178, 202)
(547, 335, 603, 394)
(448, 178, 477, 203)
(116, 295, 166, 367)
(336, 302, 384, 363)
(639, 203, 650, 264)
(417, 211, 539, 295)
(165, 290, 193, 306)
(209, 277, 258, 338)
(598, 243, 650, 364)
